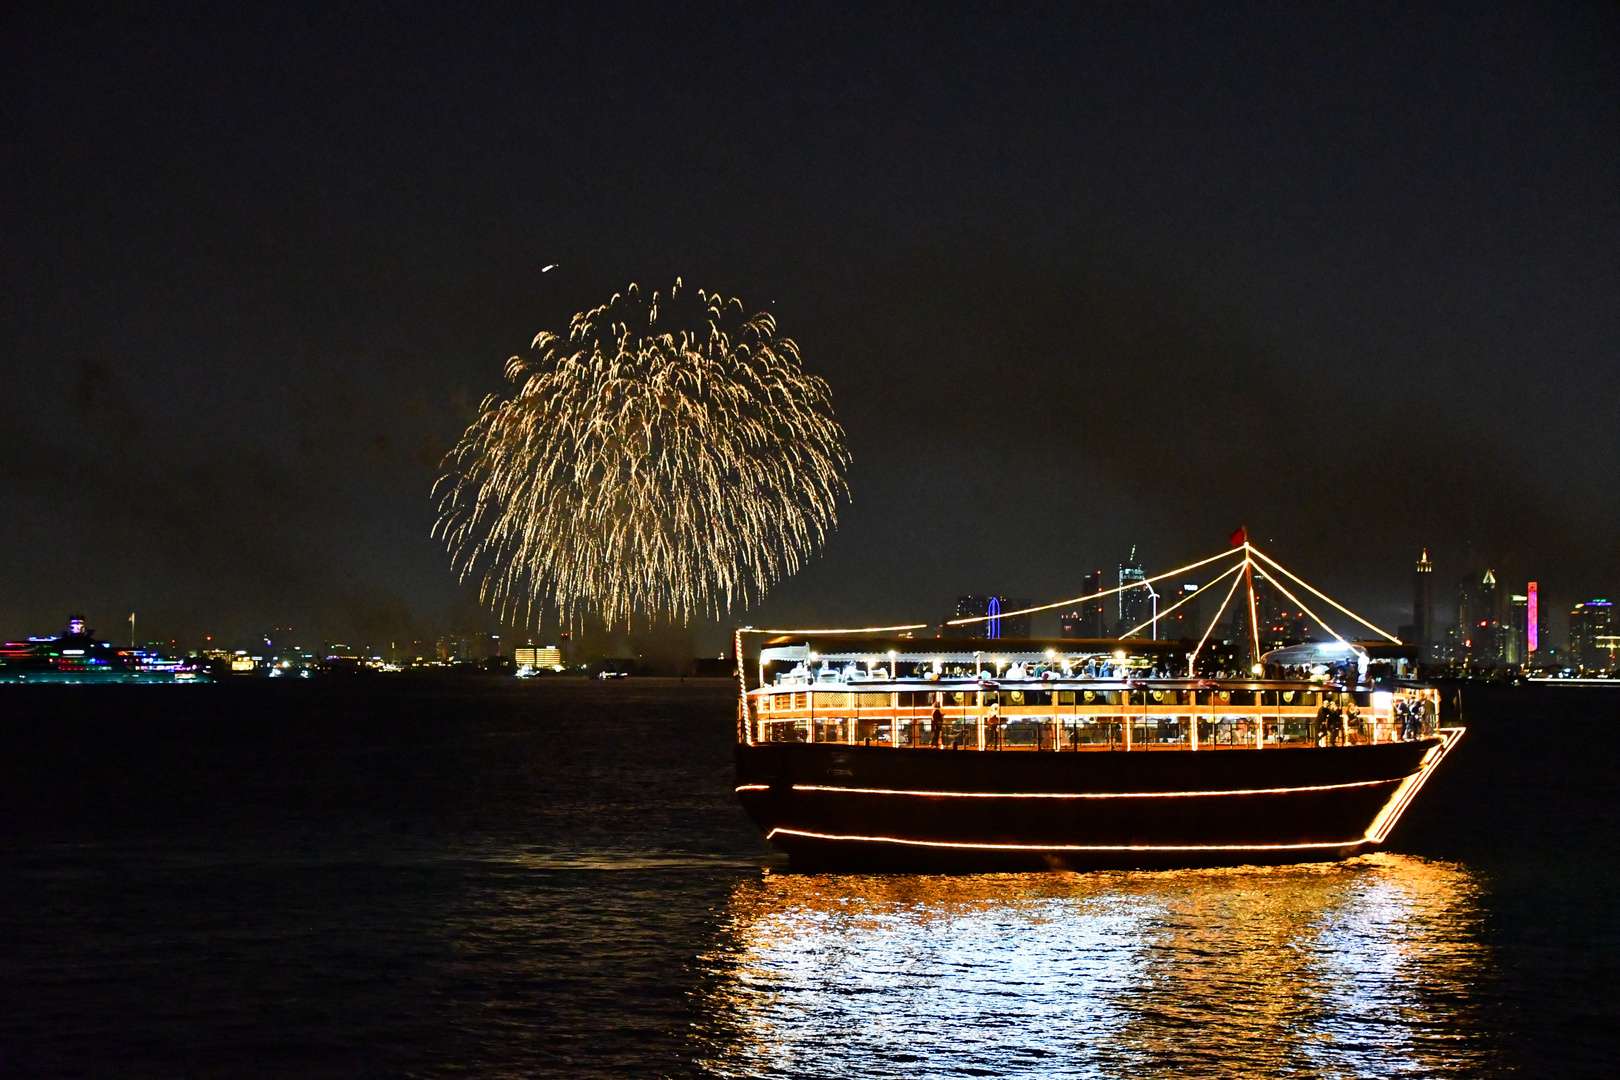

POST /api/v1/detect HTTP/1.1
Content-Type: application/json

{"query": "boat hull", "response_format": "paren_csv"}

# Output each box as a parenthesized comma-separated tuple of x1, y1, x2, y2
(736, 739, 1446, 872)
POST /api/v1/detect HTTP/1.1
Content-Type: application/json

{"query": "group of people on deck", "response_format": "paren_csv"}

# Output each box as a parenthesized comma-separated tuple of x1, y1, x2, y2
(1315, 694, 1435, 745)
(1315, 698, 1361, 746)
(1394, 695, 1436, 741)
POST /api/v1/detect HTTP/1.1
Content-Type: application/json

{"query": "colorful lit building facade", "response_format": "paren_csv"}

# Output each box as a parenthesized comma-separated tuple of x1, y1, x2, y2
(1569, 600, 1615, 672)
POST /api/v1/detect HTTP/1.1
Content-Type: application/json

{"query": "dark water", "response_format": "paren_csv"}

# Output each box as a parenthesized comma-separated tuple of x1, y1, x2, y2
(1, 679, 1614, 1077)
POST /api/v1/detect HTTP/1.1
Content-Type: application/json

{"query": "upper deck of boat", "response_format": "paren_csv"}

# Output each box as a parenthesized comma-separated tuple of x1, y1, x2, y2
(739, 542, 1433, 752)
(741, 636, 1434, 750)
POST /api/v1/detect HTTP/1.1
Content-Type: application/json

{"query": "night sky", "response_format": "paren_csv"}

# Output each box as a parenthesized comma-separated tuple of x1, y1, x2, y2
(2, 4, 1615, 651)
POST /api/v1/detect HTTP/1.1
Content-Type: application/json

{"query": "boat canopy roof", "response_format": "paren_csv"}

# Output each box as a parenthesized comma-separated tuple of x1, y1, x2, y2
(1259, 641, 1367, 667)
(758, 636, 1192, 667)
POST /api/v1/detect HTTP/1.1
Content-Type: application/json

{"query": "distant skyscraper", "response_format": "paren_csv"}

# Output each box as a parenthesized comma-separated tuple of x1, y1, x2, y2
(1452, 573, 1472, 660)
(1569, 600, 1615, 671)
(1507, 594, 1528, 665)
(1456, 569, 1502, 663)
(1117, 546, 1146, 636)
(1478, 569, 1501, 664)
(1413, 549, 1434, 660)
(1061, 570, 1108, 638)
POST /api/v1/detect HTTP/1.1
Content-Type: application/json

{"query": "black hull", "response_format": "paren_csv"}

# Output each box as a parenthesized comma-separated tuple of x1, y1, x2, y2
(736, 739, 1446, 872)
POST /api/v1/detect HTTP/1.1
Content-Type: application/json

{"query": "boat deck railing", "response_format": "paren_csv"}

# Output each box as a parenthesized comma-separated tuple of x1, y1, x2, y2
(745, 683, 1440, 750)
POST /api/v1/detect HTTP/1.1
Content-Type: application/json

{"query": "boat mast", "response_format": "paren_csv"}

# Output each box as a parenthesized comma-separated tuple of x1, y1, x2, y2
(1243, 546, 1262, 674)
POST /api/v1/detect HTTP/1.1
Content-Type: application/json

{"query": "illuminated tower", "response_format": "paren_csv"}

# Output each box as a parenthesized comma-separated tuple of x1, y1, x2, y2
(1413, 549, 1434, 661)
(1527, 582, 1539, 657)
(1117, 546, 1146, 636)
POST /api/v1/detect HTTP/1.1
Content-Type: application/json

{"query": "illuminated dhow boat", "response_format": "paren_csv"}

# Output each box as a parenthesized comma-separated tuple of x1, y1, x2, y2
(733, 540, 1463, 871)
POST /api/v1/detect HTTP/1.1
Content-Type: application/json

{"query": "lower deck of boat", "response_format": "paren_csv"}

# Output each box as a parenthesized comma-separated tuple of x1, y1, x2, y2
(735, 736, 1455, 872)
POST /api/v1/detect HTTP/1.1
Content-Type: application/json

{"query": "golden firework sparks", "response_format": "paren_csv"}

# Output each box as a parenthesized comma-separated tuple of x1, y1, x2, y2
(434, 280, 850, 628)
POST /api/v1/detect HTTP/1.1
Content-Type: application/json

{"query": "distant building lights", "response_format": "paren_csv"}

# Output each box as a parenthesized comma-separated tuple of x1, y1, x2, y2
(1528, 582, 1539, 653)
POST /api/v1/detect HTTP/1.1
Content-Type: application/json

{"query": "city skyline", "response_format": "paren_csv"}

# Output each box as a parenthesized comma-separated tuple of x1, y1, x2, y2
(12, 540, 1615, 669)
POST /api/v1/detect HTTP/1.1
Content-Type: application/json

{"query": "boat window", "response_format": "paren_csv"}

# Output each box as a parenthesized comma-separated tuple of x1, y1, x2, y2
(815, 691, 849, 709)
(1005, 690, 1024, 706)
(856, 692, 890, 708)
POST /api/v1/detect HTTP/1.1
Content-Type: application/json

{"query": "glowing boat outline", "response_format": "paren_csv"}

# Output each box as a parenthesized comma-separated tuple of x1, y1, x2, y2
(732, 541, 1464, 871)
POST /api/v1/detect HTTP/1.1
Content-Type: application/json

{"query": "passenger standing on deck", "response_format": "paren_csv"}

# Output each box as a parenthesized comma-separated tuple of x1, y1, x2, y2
(931, 700, 945, 747)
(1317, 698, 1333, 746)
(987, 699, 1003, 749)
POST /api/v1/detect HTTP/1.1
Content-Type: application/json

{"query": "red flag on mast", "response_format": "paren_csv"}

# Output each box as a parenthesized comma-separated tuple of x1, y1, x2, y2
(1229, 526, 1247, 547)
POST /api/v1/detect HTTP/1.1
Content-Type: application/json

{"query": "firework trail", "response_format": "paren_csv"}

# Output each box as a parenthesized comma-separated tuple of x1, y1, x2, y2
(434, 280, 850, 628)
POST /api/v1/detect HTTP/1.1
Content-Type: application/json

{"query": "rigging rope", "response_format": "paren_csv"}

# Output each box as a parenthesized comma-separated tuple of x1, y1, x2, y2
(735, 540, 1403, 646)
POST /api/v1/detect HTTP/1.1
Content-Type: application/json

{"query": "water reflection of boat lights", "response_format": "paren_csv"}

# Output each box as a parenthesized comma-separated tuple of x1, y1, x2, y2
(697, 856, 1498, 1079)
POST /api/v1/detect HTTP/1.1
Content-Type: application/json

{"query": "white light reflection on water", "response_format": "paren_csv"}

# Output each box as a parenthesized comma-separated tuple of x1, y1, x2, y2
(697, 854, 1502, 1078)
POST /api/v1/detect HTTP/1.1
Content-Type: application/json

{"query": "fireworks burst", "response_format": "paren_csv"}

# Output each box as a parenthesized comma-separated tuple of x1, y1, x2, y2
(434, 280, 850, 628)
